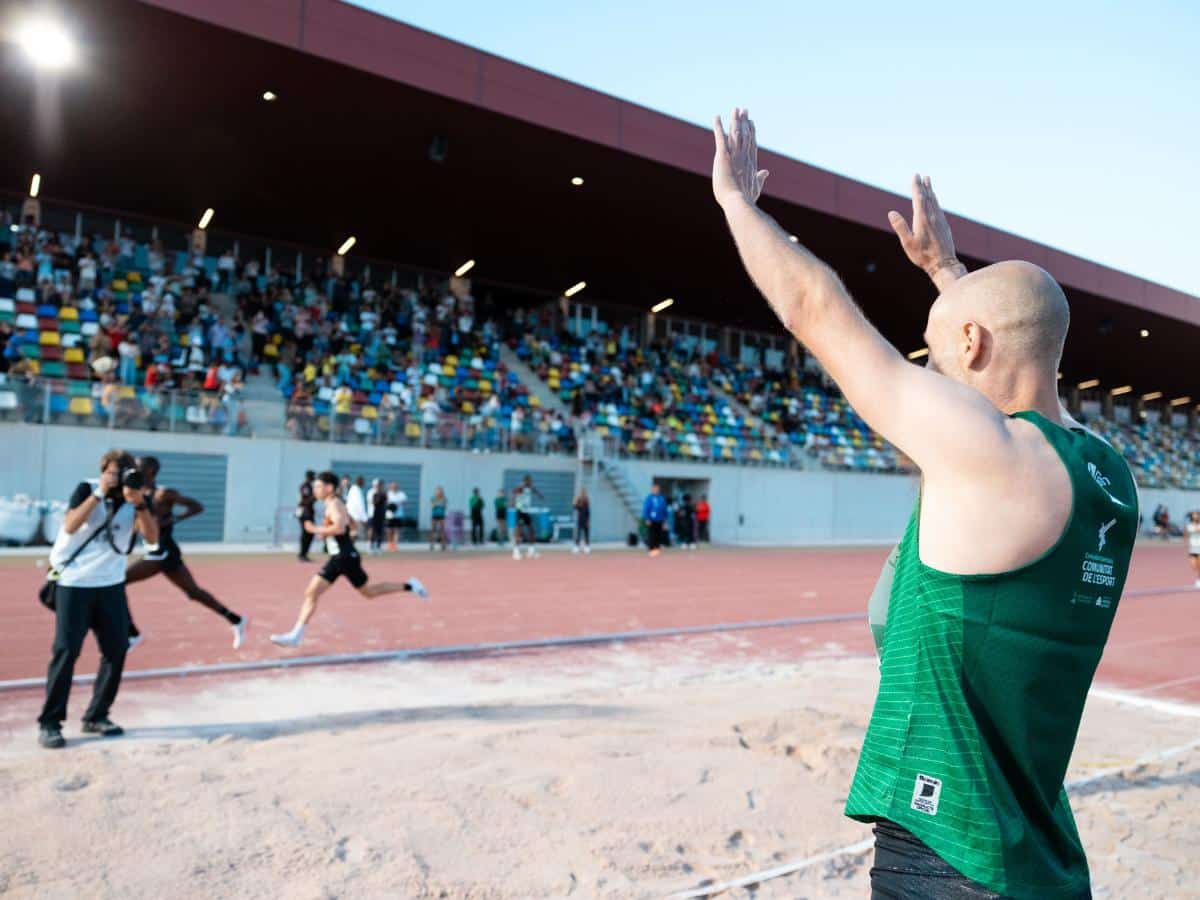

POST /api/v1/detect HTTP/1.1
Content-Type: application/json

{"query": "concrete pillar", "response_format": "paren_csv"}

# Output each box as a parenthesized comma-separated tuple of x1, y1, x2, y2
(1066, 386, 1080, 418)
(190, 228, 208, 257)
(720, 327, 732, 357)
(20, 197, 40, 227)
(1102, 392, 1114, 419)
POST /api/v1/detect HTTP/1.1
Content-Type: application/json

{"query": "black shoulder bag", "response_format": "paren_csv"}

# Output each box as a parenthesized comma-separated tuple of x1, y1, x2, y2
(38, 504, 113, 611)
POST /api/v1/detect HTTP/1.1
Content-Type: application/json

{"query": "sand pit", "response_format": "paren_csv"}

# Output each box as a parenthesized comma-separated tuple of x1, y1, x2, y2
(1, 634, 1197, 899)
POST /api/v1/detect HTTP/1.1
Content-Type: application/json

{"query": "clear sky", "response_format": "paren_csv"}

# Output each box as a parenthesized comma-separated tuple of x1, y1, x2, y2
(351, 1, 1199, 296)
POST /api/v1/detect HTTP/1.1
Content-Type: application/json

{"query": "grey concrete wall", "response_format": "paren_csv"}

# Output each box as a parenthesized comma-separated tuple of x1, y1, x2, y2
(2, 424, 1195, 546)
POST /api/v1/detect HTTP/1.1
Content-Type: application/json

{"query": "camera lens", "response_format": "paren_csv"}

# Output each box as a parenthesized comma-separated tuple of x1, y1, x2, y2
(122, 468, 145, 491)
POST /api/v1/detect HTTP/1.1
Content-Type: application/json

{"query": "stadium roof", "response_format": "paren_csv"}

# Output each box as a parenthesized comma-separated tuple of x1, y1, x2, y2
(2, 0, 1197, 398)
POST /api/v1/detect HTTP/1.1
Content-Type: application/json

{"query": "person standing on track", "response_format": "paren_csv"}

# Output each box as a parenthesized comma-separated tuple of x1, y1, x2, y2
(297, 470, 316, 561)
(572, 487, 591, 554)
(675, 492, 697, 550)
(494, 488, 508, 545)
(468, 487, 485, 546)
(713, 108, 1137, 898)
(511, 475, 542, 560)
(429, 486, 449, 551)
(124, 456, 247, 650)
(385, 480, 408, 550)
(1186, 510, 1200, 588)
(270, 471, 428, 648)
(368, 479, 388, 554)
(695, 495, 711, 543)
(642, 483, 668, 558)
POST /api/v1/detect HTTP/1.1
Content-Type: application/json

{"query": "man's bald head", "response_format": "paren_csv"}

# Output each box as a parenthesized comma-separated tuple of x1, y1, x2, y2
(924, 261, 1069, 398)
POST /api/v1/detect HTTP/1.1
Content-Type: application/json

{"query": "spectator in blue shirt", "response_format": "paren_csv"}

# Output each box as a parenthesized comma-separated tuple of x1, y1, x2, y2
(642, 484, 669, 557)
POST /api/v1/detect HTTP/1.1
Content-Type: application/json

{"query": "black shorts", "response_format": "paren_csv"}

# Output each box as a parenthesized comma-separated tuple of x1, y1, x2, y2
(318, 552, 368, 588)
(516, 511, 533, 527)
(387, 516, 404, 529)
(145, 538, 184, 573)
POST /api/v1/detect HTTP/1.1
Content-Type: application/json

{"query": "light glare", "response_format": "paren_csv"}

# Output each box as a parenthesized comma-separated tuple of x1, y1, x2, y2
(16, 19, 77, 70)
(337, 236, 356, 256)
(454, 259, 476, 277)
(651, 298, 674, 314)
(564, 281, 586, 298)
(29, 173, 41, 198)
(197, 208, 214, 230)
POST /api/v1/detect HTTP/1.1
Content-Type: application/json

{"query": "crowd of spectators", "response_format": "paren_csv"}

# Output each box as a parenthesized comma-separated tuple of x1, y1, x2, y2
(3, 215, 1198, 488)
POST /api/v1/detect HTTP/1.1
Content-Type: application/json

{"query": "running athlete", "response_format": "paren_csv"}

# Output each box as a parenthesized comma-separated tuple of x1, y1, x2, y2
(1186, 510, 1200, 587)
(714, 109, 1137, 898)
(270, 471, 428, 648)
(125, 456, 247, 650)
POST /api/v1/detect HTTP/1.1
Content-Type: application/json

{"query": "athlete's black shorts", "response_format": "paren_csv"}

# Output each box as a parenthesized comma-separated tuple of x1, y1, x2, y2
(145, 538, 184, 573)
(869, 820, 1091, 899)
(318, 552, 368, 588)
(516, 511, 533, 528)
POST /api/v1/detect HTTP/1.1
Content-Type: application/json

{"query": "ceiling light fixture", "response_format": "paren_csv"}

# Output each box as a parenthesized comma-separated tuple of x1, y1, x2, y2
(29, 173, 41, 198)
(570, 176, 584, 186)
(564, 281, 586, 298)
(197, 208, 214, 230)
(1169, 396, 1192, 407)
(454, 259, 476, 277)
(907, 348, 929, 360)
(651, 298, 674, 314)
(1076, 379, 1100, 390)
(1139, 328, 1150, 338)
(1141, 391, 1163, 401)
(262, 91, 277, 102)
(788, 235, 799, 243)
(337, 236, 356, 256)
(1110, 385, 1132, 396)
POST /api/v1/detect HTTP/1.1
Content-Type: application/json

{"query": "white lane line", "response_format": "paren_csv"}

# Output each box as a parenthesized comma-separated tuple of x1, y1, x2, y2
(0, 612, 867, 693)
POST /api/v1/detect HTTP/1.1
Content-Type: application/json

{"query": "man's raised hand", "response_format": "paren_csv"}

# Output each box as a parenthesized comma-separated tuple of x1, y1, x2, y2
(713, 108, 769, 209)
(888, 175, 964, 288)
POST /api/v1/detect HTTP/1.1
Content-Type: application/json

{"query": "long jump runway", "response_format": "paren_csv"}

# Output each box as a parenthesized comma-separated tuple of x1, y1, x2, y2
(0, 543, 1195, 702)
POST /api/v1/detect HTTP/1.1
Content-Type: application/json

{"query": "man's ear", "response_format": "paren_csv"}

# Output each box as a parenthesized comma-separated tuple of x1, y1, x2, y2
(962, 321, 991, 371)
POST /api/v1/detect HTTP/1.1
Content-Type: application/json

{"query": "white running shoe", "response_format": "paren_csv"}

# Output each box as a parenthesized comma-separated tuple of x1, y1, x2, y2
(526, 547, 538, 559)
(584, 545, 591, 554)
(572, 545, 581, 555)
(127, 634, 146, 653)
(513, 547, 522, 560)
(270, 631, 303, 648)
(232, 618, 247, 650)
(1195, 579, 1200, 589)
(407, 577, 430, 601)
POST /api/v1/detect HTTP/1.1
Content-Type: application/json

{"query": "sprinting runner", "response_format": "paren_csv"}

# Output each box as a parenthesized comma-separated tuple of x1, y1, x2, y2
(511, 475, 542, 560)
(1186, 510, 1200, 587)
(270, 471, 428, 648)
(125, 456, 247, 650)
(714, 109, 1137, 899)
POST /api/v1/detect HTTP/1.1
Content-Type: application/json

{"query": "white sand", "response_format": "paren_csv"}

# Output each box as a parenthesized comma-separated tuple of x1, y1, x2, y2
(0, 634, 1196, 899)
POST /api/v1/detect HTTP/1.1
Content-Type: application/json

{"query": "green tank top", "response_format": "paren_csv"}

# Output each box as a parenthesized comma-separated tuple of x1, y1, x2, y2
(845, 411, 1138, 898)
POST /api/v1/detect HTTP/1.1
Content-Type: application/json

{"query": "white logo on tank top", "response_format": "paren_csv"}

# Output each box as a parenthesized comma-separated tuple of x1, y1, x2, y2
(1098, 518, 1117, 552)
(1088, 462, 1130, 508)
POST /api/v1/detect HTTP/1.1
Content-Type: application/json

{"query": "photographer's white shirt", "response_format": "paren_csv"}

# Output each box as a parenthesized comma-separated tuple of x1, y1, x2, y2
(49, 480, 136, 588)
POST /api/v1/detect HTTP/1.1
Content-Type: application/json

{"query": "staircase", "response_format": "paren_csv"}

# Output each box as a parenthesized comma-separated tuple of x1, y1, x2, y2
(499, 345, 572, 416)
(596, 457, 641, 523)
(239, 370, 289, 439)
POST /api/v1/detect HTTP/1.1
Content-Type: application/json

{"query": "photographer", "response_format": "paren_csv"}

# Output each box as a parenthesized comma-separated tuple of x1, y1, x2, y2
(37, 450, 158, 750)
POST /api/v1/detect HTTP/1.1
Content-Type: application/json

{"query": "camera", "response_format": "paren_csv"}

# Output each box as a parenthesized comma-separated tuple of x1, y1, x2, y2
(120, 467, 145, 491)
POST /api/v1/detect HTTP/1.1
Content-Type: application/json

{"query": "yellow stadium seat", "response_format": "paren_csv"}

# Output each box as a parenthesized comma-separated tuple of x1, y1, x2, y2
(264, 343, 278, 358)
(58, 307, 79, 321)
(39, 331, 60, 346)
(111, 279, 128, 292)
(461, 401, 476, 414)
(479, 379, 491, 392)
(446, 355, 459, 367)
(362, 405, 377, 420)
(118, 386, 136, 399)
(64, 348, 84, 364)
(442, 364, 455, 376)
(69, 397, 93, 416)
(127, 272, 142, 283)
(179, 333, 190, 346)
(528, 396, 540, 407)
(405, 422, 422, 438)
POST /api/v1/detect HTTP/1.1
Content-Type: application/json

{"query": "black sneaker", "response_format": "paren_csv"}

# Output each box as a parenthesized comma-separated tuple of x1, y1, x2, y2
(81, 718, 124, 737)
(38, 725, 65, 749)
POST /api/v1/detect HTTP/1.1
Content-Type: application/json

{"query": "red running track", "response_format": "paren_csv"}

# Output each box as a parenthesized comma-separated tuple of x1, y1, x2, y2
(1, 544, 1196, 701)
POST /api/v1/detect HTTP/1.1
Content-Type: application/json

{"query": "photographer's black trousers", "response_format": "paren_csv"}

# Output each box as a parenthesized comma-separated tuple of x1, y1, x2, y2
(298, 513, 315, 558)
(38, 584, 130, 727)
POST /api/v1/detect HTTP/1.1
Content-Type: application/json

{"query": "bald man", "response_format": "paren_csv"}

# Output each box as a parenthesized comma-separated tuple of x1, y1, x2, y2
(714, 110, 1136, 899)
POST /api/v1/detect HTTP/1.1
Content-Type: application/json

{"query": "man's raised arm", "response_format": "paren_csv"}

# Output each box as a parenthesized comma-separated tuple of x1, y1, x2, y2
(712, 109, 1009, 474)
